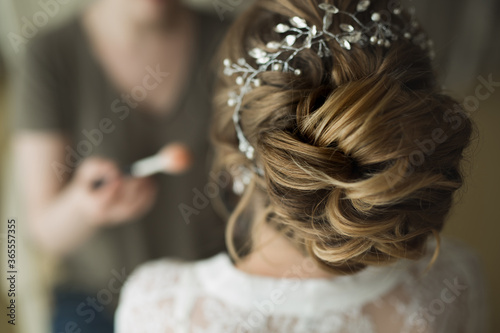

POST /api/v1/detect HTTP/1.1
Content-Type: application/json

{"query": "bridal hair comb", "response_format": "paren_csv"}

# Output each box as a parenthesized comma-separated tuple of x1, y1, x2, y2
(223, 1, 434, 188)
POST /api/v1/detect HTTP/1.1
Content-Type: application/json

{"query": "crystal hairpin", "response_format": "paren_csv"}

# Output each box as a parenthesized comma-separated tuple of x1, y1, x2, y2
(223, 1, 433, 185)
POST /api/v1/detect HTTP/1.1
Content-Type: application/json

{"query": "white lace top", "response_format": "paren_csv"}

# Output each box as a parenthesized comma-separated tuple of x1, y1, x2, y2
(115, 238, 487, 333)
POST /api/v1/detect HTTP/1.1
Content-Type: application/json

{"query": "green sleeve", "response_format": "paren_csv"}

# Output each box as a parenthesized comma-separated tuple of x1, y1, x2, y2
(13, 31, 69, 132)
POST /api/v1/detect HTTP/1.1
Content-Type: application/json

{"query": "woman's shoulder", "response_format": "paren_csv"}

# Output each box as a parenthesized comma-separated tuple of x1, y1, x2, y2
(118, 253, 227, 300)
(390, 237, 488, 332)
(115, 255, 223, 333)
(119, 257, 192, 299)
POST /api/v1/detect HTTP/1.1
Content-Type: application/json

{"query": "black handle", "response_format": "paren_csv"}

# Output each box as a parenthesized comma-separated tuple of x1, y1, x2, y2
(91, 165, 132, 190)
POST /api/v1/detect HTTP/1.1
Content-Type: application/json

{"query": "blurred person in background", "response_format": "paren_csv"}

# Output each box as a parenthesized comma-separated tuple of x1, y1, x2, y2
(11, 0, 228, 331)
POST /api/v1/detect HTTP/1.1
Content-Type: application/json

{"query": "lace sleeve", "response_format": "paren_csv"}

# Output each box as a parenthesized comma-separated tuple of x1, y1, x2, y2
(114, 259, 187, 333)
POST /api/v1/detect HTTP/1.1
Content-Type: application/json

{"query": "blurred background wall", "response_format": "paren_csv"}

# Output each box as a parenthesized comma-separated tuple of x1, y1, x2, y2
(0, 0, 498, 332)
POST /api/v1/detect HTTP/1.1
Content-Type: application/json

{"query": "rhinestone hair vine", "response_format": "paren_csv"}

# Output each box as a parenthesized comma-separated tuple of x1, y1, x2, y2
(223, 1, 433, 189)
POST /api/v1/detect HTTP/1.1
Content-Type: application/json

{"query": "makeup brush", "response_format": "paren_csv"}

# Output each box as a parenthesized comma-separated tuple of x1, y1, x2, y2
(92, 143, 192, 189)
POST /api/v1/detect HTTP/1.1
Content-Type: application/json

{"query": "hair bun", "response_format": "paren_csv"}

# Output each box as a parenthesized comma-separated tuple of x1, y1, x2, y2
(253, 71, 471, 273)
(214, 0, 474, 274)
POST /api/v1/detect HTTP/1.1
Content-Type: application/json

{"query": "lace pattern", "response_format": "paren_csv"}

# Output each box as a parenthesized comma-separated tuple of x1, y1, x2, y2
(115, 238, 487, 333)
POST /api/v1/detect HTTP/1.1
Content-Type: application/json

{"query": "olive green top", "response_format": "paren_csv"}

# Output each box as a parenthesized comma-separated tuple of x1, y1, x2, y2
(14, 11, 228, 297)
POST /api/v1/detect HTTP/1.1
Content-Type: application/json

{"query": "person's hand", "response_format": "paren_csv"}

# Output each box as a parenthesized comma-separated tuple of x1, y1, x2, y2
(70, 157, 158, 228)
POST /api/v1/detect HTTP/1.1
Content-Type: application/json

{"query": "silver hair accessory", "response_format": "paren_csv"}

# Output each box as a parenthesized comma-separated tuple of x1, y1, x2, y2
(231, 166, 254, 195)
(223, 1, 433, 190)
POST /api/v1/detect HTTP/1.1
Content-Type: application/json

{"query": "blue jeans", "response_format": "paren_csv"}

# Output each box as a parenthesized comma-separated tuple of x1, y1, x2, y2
(52, 288, 114, 333)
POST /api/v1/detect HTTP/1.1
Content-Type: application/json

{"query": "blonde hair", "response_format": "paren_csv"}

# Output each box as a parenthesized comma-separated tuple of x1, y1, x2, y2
(211, 0, 473, 274)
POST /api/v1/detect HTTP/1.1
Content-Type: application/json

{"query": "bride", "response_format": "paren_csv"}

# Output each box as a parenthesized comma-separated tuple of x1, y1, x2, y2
(115, 0, 487, 331)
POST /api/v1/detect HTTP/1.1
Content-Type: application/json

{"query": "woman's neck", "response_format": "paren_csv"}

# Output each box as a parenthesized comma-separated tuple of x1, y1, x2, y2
(236, 222, 335, 280)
